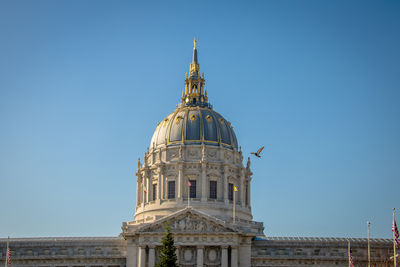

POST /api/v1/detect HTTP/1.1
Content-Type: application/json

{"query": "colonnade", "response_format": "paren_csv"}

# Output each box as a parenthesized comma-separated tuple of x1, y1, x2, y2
(128, 244, 238, 267)
(137, 164, 250, 209)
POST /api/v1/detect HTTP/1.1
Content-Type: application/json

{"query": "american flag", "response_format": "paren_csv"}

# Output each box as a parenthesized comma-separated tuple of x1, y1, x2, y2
(188, 180, 191, 187)
(393, 218, 399, 248)
(6, 246, 11, 267)
(348, 249, 354, 267)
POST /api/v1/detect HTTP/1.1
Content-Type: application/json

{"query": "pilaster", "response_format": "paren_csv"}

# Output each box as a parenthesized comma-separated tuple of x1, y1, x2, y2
(221, 246, 228, 267)
(177, 163, 183, 203)
(126, 239, 138, 267)
(157, 166, 163, 205)
(231, 246, 238, 267)
(197, 246, 204, 267)
(239, 238, 251, 267)
(223, 165, 229, 204)
(240, 169, 245, 208)
(201, 163, 207, 202)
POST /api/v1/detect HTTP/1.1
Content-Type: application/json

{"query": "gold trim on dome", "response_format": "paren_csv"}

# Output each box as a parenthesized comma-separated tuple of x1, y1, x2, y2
(190, 114, 197, 121)
(205, 115, 212, 122)
(218, 118, 225, 125)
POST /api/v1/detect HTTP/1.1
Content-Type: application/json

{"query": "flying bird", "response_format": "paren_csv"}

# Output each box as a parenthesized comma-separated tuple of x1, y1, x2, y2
(250, 146, 264, 158)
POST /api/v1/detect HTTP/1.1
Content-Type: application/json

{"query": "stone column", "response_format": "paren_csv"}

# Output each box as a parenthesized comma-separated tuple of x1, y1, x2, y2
(201, 163, 207, 202)
(221, 246, 228, 267)
(177, 163, 183, 203)
(231, 246, 238, 267)
(148, 246, 155, 267)
(157, 167, 162, 204)
(248, 177, 252, 208)
(240, 169, 246, 208)
(126, 239, 138, 267)
(141, 175, 145, 209)
(223, 165, 229, 204)
(136, 175, 140, 207)
(138, 246, 146, 267)
(197, 246, 204, 267)
(176, 246, 180, 265)
(146, 173, 150, 203)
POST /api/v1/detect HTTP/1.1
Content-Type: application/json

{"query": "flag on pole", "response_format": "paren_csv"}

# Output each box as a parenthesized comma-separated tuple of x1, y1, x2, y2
(188, 180, 192, 187)
(7, 247, 11, 267)
(234, 186, 238, 192)
(5, 237, 10, 267)
(348, 240, 354, 267)
(349, 251, 354, 267)
(393, 217, 400, 248)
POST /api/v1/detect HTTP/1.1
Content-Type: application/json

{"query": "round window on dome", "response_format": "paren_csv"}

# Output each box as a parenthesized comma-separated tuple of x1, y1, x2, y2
(175, 116, 183, 124)
(163, 118, 169, 127)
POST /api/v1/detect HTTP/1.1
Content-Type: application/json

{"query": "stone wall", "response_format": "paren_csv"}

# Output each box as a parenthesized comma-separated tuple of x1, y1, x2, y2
(251, 237, 394, 267)
(0, 237, 126, 267)
(2, 236, 396, 267)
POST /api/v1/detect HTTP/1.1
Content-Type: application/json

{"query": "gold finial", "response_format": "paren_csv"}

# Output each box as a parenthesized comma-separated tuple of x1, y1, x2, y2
(194, 37, 197, 49)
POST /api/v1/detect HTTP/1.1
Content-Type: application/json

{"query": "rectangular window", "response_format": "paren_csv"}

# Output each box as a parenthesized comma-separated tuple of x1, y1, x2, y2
(168, 181, 175, 199)
(152, 184, 157, 201)
(209, 180, 217, 199)
(228, 183, 234, 201)
(189, 180, 196, 198)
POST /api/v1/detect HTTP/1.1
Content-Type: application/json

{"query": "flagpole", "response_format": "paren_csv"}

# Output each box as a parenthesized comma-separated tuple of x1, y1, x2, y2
(367, 221, 371, 267)
(348, 239, 351, 267)
(4, 237, 9, 267)
(233, 190, 236, 224)
(394, 208, 397, 267)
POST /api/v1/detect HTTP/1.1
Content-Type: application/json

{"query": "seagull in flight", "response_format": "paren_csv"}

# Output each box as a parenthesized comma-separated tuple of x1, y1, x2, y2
(250, 146, 264, 158)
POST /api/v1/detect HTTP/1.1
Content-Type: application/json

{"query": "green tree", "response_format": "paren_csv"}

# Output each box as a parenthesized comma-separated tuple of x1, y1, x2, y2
(155, 222, 178, 267)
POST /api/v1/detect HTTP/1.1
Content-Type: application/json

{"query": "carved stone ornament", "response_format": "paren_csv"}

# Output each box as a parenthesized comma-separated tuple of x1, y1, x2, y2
(167, 149, 178, 160)
(188, 149, 199, 158)
(208, 150, 217, 158)
(137, 210, 236, 234)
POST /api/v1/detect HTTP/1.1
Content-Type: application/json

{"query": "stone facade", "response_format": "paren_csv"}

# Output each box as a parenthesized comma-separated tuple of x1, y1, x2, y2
(0, 237, 126, 267)
(251, 237, 394, 267)
(1, 237, 394, 267)
(134, 144, 255, 225)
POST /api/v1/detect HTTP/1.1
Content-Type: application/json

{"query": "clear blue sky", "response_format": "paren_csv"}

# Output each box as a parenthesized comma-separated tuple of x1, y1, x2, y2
(0, 0, 399, 238)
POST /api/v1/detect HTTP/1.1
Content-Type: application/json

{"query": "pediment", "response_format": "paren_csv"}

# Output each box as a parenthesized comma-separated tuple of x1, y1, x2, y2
(137, 208, 238, 234)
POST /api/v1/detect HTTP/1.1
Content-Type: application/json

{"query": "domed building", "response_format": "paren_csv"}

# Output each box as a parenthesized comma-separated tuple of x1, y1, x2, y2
(0, 40, 394, 267)
(134, 38, 252, 223)
(122, 39, 264, 267)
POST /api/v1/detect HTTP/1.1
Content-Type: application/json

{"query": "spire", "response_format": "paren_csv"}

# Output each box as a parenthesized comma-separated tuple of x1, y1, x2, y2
(189, 38, 200, 78)
(180, 38, 209, 108)
(193, 38, 198, 63)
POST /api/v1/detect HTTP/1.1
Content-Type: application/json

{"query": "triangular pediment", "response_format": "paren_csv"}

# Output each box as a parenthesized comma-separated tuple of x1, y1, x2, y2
(136, 208, 239, 234)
